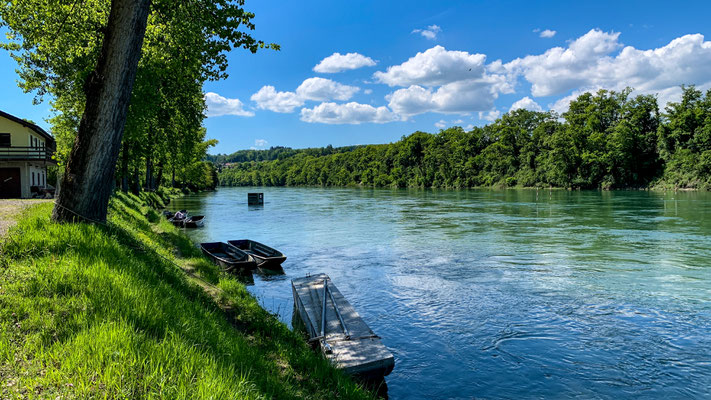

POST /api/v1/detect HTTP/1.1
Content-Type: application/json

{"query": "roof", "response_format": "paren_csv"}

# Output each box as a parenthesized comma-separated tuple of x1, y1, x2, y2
(0, 110, 55, 143)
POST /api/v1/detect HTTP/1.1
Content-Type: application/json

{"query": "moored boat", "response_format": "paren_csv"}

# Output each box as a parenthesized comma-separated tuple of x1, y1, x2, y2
(227, 239, 286, 270)
(200, 242, 257, 271)
(183, 215, 205, 228)
(168, 209, 188, 226)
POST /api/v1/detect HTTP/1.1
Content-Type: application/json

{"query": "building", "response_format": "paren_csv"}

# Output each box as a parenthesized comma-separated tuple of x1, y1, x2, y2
(0, 110, 57, 198)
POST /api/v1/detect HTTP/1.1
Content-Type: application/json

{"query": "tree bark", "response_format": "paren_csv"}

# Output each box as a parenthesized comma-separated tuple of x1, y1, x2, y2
(52, 0, 151, 222)
(132, 163, 140, 195)
(155, 161, 164, 189)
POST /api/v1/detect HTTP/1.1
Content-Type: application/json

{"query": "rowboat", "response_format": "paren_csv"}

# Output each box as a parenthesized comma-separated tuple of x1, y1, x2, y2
(167, 209, 188, 226)
(200, 242, 257, 271)
(183, 215, 205, 228)
(292, 273, 394, 379)
(227, 239, 286, 270)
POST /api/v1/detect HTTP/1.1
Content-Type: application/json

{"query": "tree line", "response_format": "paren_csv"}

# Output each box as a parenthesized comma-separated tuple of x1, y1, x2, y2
(219, 87, 711, 190)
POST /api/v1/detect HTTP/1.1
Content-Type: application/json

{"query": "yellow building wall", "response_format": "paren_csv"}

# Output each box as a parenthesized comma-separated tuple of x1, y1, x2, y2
(0, 115, 50, 198)
(0, 117, 46, 148)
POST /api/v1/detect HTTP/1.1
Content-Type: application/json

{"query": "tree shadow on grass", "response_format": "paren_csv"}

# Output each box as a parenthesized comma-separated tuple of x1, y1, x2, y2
(2, 200, 367, 399)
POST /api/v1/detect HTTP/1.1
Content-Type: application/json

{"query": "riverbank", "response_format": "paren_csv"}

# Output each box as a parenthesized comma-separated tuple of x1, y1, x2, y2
(0, 192, 371, 399)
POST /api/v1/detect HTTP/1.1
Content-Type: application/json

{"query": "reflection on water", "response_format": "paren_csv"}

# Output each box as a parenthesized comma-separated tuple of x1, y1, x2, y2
(171, 188, 711, 399)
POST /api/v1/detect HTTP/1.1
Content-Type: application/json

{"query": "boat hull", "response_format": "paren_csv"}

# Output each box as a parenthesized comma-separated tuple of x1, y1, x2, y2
(200, 242, 257, 271)
(227, 239, 286, 270)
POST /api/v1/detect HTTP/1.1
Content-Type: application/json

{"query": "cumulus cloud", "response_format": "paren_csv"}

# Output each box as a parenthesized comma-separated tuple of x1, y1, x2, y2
(204, 92, 254, 117)
(250, 86, 303, 113)
(385, 76, 510, 116)
(364, 89, 373, 95)
(504, 29, 711, 102)
(374, 45, 488, 87)
(509, 96, 543, 112)
(539, 29, 556, 38)
(434, 119, 447, 129)
(296, 77, 359, 101)
(479, 110, 501, 122)
(254, 139, 268, 147)
(300, 102, 399, 124)
(374, 45, 513, 117)
(313, 52, 377, 73)
(412, 24, 442, 40)
(252, 78, 361, 113)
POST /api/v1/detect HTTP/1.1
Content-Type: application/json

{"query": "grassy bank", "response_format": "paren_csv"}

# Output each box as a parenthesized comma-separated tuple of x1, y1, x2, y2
(0, 193, 371, 399)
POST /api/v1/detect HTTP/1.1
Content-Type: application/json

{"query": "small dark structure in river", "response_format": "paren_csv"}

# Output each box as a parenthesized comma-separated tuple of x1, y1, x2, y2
(247, 192, 264, 205)
(292, 273, 394, 379)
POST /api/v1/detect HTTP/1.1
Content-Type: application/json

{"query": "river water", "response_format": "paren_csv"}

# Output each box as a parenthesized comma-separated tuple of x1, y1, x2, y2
(170, 187, 711, 399)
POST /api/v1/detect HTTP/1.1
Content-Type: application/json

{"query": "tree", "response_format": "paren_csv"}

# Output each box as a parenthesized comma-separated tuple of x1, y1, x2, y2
(2, 0, 278, 222)
(52, 0, 151, 222)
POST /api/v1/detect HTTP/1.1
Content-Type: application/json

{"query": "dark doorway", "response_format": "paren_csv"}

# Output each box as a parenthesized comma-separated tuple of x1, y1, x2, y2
(0, 168, 22, 198)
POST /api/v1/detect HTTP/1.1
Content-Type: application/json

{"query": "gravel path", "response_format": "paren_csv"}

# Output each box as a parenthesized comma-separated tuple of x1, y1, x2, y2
(0, 199, 52, 238)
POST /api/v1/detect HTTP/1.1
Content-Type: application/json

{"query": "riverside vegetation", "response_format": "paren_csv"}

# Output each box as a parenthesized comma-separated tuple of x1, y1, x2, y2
(217, 87, 711, 190)
(0, 192, 371, 399)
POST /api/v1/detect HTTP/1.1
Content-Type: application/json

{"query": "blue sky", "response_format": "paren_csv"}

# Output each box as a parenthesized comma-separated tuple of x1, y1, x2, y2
(2, 0, 711, 154)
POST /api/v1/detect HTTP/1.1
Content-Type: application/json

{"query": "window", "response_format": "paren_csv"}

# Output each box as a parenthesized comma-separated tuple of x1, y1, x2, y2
(0, 133, 10, 147)
(32, 171, 35, 186)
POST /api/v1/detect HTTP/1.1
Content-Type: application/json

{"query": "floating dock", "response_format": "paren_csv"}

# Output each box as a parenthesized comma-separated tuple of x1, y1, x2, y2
(291, 273, 394, 378)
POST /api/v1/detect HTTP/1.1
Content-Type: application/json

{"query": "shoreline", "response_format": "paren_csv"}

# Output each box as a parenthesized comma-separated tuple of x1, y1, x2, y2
(0, 192, 372, 399)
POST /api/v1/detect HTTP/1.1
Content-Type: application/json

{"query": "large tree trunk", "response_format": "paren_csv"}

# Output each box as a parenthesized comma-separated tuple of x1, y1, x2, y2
(155, 161, 164, 189)
(52, 0, 151, 223)
(132, 163, 140, 195)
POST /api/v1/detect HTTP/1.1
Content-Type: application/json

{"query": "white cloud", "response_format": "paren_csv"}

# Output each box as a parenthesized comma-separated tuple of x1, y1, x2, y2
(412, 24, 442, 40)
(204, 92, 254, 117)
(250, 86, 303, 113)
(434, 119, 447, 129)
(374, 45, 488, 87)
(364, 89, 373, 95)
(252, 78, 361, 113)
(296, 77, 359, 101)
(504, 29, 711, 103)
(453, 119, 464, 124)
(300, 102, 399, 124)
(479, 110, 501, 122)
(509, 96, 543, 112)
(386, 75, 510, 116)
(254, 139, 268, 147)
(313, 52, 377, 73)
(540, 29, 556, 38)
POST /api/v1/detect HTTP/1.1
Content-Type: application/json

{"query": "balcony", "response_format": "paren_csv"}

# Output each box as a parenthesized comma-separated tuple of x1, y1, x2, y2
(0, 146, 57, 163)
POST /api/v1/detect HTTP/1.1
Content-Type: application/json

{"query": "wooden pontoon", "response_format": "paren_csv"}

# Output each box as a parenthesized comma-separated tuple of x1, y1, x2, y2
(200, 242, 257, 272)
(291, 273, 394, 379)
(227, 239, 286, 271)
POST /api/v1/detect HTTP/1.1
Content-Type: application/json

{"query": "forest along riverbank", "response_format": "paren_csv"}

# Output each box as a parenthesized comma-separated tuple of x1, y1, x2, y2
(0, 192, 372, 399)
(172, 186, 711, 399)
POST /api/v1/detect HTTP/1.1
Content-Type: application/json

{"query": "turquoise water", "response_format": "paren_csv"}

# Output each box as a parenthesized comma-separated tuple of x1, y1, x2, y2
(170, 187, 711, 399)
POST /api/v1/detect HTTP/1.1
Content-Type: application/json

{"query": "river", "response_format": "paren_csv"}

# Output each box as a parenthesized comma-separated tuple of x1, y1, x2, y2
(169, 187, 711, 399)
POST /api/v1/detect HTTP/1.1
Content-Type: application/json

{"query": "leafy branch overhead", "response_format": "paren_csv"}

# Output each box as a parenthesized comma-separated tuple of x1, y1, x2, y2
(0, 0, 278, 195)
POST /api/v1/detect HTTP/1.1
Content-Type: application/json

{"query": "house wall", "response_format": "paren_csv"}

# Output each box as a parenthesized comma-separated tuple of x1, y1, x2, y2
(0, 116, 50, 198)
(0, 118, 46, 148)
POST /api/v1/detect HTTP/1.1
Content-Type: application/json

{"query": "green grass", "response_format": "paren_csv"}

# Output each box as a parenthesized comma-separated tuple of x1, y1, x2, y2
(0, 192, 371, 399)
